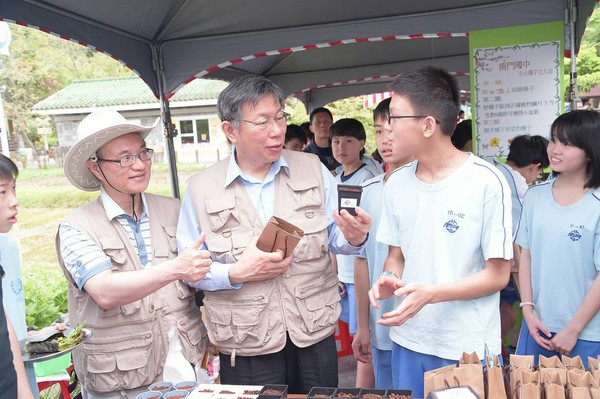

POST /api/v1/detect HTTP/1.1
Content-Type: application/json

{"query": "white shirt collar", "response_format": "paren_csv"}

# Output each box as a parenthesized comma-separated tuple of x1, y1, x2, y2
(224, 148, 291, 187)
(99, 186, 148, 221)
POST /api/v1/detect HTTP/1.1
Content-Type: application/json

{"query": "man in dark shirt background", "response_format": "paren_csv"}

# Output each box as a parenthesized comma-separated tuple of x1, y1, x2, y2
(303, 107, 340, 171)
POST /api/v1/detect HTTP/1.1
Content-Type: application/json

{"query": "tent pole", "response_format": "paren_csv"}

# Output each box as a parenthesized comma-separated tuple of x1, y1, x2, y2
(152, 43, 180, 198)
(567, 0, 580, 111)
(160, 96, 180, 198)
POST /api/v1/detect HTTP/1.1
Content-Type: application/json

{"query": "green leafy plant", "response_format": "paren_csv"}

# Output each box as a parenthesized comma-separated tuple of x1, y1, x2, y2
(22, 267, 68, 329)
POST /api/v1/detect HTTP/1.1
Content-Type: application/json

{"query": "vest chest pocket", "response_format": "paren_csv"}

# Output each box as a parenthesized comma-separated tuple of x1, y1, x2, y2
(98, 236, 142, 317)
(99, 236, 128, 270)
(287, 178, 323, 211)
(289, 215, 329, 263)
(204, 294, 270, 349)
(83, 330, 159, 393)
(206, 229, 254, 265)
(173, 280, 196, 301)
(295, 274, 340, 334)
(205, 194, 240, 232)
(154, 224, 178, 260)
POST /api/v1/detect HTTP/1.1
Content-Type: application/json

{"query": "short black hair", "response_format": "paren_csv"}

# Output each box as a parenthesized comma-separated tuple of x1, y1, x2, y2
(0, 154, 18, 182)
(373, 97, 391, 123)
(451, 119, 472, 150)
(550, 109, 600, 188)
(285, 124, 308, 145)
(309, 107, 333, 123)
(390, 66, 460, 135)
(300, 121, 314, 141)
(506, 135, 550, 169)
(329, 118, 367, 157)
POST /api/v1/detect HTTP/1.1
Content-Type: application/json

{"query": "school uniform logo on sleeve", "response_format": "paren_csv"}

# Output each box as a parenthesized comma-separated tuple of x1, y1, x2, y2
(11, 277, 23, 295)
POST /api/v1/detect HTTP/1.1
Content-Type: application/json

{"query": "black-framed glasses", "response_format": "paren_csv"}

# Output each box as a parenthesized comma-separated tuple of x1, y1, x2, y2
(96, 148, 154, 167)
(242, 112, 290, 130)
(387, 115, 439, 124)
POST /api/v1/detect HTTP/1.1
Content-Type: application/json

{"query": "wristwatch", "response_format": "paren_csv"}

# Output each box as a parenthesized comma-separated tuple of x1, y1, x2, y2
(379, 270, 399, 279)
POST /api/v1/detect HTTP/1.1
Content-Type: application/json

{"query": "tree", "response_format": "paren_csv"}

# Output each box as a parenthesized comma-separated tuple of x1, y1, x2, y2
(564, 4, 600, 98)
(0, 23, 133, 161)
(286, 95, 379, 155)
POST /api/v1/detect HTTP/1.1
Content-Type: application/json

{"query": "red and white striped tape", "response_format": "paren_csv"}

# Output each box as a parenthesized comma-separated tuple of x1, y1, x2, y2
(0, 20, 474, 100)
(172, 33, 469, 98)
(291, 72, 470, 108)
(293, 74, 400, 96)
(364, 92, 393, 109)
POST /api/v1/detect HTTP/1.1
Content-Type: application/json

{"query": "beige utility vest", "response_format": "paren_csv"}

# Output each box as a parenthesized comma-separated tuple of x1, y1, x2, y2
(187, 150, 340, 356)
(57, 193, 208, 394)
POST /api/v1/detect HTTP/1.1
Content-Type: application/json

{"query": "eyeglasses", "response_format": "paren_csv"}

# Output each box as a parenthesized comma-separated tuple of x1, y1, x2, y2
(95, 148, 154, 167)
(387, 115, 440, 124)
(242, 112, 290, 130)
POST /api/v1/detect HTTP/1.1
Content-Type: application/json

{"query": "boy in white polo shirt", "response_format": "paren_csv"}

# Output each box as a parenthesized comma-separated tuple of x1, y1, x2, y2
(369, 66, 513, 397)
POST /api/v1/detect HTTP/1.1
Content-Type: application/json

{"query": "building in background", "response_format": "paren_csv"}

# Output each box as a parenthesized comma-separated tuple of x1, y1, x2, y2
(32, 76, 231, 165)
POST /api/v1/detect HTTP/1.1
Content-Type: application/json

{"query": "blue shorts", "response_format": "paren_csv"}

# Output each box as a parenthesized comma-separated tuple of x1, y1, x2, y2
(391, 344, 456, 398)
(339, 283, 357, 334)
(516, 320, 600, 366)
(372, 346, 393, 389)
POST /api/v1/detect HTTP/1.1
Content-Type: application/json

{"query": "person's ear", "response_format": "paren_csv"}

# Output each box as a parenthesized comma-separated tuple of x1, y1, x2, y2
(87, 158, 103, 181)
(529, 163, 541, 174)
(422, 116, 436, 138)
(221, 121, 238, 144)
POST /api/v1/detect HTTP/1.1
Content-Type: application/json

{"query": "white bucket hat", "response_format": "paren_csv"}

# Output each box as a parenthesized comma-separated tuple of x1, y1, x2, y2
(64, 110, 159, 191)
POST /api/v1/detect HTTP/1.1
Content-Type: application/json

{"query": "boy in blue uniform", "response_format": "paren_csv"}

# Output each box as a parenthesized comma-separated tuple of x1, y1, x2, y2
(0, 154, 34, 399)
(353, 98, 414, 389)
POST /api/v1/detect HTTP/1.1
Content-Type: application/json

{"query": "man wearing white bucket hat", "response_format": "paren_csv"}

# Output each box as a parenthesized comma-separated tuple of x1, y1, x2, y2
(57, 110, 211, 399)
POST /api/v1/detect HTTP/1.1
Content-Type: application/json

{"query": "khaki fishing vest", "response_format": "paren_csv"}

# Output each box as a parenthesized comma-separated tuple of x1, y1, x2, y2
(57, 193, 208, 394)
(187, 150, 340, 357)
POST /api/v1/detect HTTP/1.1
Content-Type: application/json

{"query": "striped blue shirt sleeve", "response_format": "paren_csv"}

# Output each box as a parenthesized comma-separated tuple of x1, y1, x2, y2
(58, 222, 112, 290)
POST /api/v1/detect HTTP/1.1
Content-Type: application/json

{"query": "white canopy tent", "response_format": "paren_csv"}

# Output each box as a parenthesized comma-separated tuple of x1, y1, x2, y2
(0, 0, 594, 196)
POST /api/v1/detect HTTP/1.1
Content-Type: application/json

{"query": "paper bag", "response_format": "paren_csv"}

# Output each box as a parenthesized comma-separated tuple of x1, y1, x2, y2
(589, 357, 599, 372)
(539, 355, 567, 387)
(424, 364, 457, 399)
(510, 354, 535, 369)
(570, 387, 600, 399)
(518, 381, 541, 399)
(427, 353, 484, 399)
(511, 370, 540, 399)
(589, 357, 600, 386)
(539, 355, 566, 370)
(509, 355, 535, 396)
(486, 355, 508, 399)
(458, 352, 485, 399)
(568, 371, 600, 399)
(544, 382, 566, 399)
(256, 216, 304, 258)
(563, 355, 585, 373)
